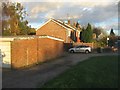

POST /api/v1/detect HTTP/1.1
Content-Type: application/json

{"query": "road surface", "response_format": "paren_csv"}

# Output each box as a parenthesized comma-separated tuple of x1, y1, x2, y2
(2, 52, 118, 88)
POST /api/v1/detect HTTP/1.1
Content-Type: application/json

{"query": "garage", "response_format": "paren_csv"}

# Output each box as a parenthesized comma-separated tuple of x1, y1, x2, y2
(0, 38, 14, 68)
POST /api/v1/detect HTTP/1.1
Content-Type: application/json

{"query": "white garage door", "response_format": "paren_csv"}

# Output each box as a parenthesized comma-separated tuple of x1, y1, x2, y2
(0, 42, 11, 68)
(0, 50, 2, 68)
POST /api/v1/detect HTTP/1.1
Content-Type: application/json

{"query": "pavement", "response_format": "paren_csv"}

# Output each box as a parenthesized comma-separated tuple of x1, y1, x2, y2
(2, 52, 118, 88)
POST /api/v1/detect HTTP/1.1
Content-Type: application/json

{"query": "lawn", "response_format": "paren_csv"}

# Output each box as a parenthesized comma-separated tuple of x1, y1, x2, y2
(40, 55, 119, 88)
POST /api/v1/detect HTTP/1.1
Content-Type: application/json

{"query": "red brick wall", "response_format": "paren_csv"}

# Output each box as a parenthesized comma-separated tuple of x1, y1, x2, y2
(11, 37, 64, 68)
(36, 20, 67, 42)
(11, 39, 37, 68)
(37, 38, 64, 63)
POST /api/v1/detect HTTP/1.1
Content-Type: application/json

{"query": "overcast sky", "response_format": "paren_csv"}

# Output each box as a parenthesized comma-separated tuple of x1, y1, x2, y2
(3, 0, 120, 35)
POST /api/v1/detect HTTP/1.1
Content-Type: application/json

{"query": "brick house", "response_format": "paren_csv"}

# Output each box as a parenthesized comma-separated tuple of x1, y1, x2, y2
(36, 18, 81, 43)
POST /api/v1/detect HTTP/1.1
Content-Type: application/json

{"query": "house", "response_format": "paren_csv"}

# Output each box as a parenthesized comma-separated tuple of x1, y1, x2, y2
(36, 18, 81, 43)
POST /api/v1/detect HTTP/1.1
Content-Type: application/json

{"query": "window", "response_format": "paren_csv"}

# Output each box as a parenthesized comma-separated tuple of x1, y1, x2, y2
(68, 30, 71, 37)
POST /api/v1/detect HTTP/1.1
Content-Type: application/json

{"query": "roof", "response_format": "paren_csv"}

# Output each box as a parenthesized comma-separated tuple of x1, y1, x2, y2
(52, 19, 76, 31)
(36, 18, 80, 32)
(0, 35, 64, 42)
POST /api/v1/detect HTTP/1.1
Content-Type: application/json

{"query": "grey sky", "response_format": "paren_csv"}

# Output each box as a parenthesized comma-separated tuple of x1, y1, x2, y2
(4, 0, 120, 35)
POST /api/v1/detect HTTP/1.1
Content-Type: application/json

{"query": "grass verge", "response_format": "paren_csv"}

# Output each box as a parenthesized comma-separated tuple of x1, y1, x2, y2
(40, 55, 119, 88)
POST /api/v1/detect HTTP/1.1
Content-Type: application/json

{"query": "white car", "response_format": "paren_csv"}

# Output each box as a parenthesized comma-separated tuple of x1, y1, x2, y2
(69, 45, 92, 53)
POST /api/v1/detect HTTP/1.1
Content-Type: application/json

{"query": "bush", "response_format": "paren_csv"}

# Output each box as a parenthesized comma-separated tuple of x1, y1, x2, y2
(3, 30, 11, 36)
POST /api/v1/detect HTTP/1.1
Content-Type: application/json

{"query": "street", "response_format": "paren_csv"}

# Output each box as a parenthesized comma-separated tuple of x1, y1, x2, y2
(2, 52, 118, 88)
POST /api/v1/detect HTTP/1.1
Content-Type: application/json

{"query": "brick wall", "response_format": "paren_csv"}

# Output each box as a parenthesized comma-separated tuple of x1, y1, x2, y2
(11, 38, 37, 68)
(11, 37, 64, 68)
(36, 20, 67, 42)
(37, 38, 64, 63)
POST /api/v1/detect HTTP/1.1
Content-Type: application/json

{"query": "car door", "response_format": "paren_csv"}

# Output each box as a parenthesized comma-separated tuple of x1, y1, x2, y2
(75, 46, 80, 52)
(79, 46, 85, 52)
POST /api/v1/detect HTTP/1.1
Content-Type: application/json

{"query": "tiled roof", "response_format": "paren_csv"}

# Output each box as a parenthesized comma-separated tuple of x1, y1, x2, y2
(52, 19, 77, 31)
(36, 18, 81, 32)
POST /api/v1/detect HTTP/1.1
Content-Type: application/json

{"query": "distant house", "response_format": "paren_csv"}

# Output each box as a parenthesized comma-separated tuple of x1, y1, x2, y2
(36, 18, 81, 43)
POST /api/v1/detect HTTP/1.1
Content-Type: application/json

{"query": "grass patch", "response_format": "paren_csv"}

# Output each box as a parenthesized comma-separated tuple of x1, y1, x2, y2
(40, 55, 119, 88)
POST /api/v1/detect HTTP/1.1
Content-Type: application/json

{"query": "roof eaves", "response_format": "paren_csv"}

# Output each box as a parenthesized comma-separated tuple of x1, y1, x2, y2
(64, 23, 76, 31)
(36, 19, 52, 31)
(38, 35, 64, 42)
(55, 19, 76, 31)
(51, 19, 72, 30)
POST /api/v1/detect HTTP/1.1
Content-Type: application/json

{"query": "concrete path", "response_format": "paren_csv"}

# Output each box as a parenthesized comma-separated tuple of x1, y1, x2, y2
(2, 52, 118, 88)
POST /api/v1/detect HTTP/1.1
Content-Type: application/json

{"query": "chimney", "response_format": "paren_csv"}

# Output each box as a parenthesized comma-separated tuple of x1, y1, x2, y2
(73, 22, 76, 28)
(68, 20, 70, 25)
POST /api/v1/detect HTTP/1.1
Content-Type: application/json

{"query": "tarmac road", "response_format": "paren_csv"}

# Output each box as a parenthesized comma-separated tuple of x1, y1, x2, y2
(2, 52, 118, 88)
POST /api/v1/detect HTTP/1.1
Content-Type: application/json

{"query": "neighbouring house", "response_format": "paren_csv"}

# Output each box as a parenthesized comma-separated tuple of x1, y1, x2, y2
(36, 18, 81, 43)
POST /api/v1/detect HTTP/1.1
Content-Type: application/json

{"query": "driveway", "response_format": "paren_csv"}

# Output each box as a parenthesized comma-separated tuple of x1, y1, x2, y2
(2, 52, 118, 88)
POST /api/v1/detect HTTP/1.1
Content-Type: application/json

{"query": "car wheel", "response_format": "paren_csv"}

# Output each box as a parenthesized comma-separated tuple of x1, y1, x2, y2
(70, 50, 74, 53)
(85, 50, 89, 54)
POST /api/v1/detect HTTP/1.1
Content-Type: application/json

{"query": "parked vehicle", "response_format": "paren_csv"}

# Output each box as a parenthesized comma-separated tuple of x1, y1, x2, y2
(68, 45, 92, 53)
